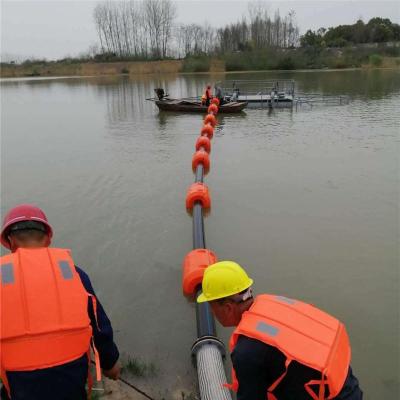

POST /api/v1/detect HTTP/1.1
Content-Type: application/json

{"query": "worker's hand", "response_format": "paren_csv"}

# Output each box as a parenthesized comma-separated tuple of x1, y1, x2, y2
(103, 361, 121, 380)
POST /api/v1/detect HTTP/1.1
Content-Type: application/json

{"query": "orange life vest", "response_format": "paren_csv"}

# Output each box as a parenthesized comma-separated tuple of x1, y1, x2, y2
(228, 294, 351, 400)
(0, 247, 99, 396)
(204, 88, 212, 99)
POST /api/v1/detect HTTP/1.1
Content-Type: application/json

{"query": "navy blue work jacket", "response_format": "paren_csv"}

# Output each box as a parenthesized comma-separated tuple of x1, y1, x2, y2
(232, 335, 363, 400)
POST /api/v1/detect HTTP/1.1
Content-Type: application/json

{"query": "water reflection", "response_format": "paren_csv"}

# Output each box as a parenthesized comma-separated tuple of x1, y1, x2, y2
(294, 69, 400, 98)
(224, 69, 400, 99)
(91, 75, 251, 137)
(156, 111, 169, 130)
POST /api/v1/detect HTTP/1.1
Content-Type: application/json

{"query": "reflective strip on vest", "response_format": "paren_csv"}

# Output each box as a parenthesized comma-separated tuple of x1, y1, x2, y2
(256, 322, 279, 337)
(0, 248, 92, 372)
(58, 260, 73, 280)
(275, 295, 296, 305)
(1, 263, 14, 284)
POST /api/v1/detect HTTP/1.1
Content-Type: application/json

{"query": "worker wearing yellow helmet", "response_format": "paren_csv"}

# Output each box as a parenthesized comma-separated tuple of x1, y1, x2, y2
(198, 261, 363, 400)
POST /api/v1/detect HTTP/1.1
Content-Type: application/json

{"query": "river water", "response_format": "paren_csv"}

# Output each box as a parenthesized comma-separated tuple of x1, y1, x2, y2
(1, 69, 399, 399)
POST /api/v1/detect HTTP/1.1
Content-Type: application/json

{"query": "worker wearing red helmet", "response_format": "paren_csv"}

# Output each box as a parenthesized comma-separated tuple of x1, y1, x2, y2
(0, 204, 121, 400)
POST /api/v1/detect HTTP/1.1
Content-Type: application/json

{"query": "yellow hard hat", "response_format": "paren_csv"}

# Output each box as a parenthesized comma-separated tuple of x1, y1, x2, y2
(197, 261, 253, 303)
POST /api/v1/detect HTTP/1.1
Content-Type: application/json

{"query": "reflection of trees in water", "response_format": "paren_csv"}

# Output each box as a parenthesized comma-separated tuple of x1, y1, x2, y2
(4, 70, 399, 102)
(214, 70, 400, 100)
(177, 77, 204, 98)
(0, 77, 97, 98)
(95, 76, 178, 127)
(166, 75, 227, 99)
(98, 75, 227, 130)
(158, 76, 209, 99)
(295, 70, 400, 99)
(100, 78, 149, 125)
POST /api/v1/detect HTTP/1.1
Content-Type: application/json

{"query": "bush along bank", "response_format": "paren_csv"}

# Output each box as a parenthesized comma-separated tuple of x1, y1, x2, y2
(0, 59, 183, 78)
(1, 45, 399, 78)
(221, 45, 400, 71)
(165, 44, 400, 73)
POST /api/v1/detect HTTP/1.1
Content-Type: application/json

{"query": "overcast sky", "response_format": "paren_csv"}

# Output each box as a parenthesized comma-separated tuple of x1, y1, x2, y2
(1, 0, 399, 61)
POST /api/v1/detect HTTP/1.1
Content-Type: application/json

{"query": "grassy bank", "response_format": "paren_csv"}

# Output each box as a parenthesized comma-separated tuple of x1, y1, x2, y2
(1, 47, 399, 78)
(221, 46, 400, 71)
(180, 44, 399, 72)
(0, 59, 183, 78)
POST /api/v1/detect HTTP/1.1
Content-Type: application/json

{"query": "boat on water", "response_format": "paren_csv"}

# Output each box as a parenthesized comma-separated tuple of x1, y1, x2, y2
(155, 99, 247, 113)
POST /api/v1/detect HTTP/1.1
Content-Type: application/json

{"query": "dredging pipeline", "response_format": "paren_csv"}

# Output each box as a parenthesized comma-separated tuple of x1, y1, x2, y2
(182, 101, 232, 400)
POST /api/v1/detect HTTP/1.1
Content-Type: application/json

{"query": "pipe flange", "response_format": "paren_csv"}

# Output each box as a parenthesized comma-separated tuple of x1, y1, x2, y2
(191, 336, 226, 359)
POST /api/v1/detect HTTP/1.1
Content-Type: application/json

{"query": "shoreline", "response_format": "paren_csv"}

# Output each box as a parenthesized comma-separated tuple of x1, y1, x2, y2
(1, 58, 398, 80)
(0, 59, 184, 79)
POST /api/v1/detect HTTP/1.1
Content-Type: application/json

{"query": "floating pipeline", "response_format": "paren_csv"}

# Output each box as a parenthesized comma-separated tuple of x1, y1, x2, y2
(204, 114, 217, 128)
(192, 151, 210, 175)
(186, 182, 211, 210)
(182, 98, 232, 400)
(200, 124, 214, 140)
(195, 136, 211, 153)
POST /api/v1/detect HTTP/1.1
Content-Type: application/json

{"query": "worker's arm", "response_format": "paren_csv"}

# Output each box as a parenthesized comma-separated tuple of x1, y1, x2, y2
(231, 335, 285, 400)
(75, 267, 120, 375)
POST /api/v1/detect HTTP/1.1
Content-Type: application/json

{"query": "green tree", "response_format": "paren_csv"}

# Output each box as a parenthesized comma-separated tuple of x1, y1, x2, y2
(353, 19, 367, 43)
(370, 23, 393, 42)
(393, 24, 400, 40)
(300, 29, 323, 47)
(301, 17, 399, 49)
(367, 17, 394, 42)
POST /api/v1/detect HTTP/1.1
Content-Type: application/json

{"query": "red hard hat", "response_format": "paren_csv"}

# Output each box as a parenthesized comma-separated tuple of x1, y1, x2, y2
(1, 204, 53, 249)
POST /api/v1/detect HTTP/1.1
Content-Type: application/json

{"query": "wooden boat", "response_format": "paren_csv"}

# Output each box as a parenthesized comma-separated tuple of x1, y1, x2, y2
(155, 99, 247, 113)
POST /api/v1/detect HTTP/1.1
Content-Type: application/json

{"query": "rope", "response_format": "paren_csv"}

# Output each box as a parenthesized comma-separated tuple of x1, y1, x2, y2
(119, 377, 156, 400)
(90, 360, 157, 400)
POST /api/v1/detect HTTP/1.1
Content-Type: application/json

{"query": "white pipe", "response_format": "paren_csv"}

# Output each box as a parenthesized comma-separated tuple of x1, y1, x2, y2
(196, 344, 232, 400)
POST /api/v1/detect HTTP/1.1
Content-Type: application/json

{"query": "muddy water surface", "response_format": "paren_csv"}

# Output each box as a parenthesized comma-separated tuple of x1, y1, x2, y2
(1, 69, 399, 399)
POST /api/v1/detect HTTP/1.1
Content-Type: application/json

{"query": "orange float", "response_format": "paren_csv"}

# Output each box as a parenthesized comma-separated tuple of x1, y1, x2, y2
(204, 114, 217, 127)
(195, 136, 211, 153)
(208, 104, 219, 114)
(192, 150, 210, 174)
(201, 124, 214, 139)
(182, 249, 218, 297)
(186, 182, 211, 211)
(211, 98, 220, 106)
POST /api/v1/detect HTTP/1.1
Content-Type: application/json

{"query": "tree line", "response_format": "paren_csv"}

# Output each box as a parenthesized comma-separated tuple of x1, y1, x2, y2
(301, 18, 400, 48)
(93, 0, 176, 59)
(215, 4, 299, 53)
(93, 1, 399, 62)
(93, 0, 300, 60)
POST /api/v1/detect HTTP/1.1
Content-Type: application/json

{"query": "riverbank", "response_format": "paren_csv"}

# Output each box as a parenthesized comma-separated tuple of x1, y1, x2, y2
(1, 52, 399, 79)
(0, 59, 185, 78)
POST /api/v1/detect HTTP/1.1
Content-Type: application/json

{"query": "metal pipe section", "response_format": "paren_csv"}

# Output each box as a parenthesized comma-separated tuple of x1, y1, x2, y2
(190, 161, 232, 400)
(195, 288, 216, 338)
(195, 164, 204, 183)
(194, 343, 232, 400)
(193, 203, 206, 250)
